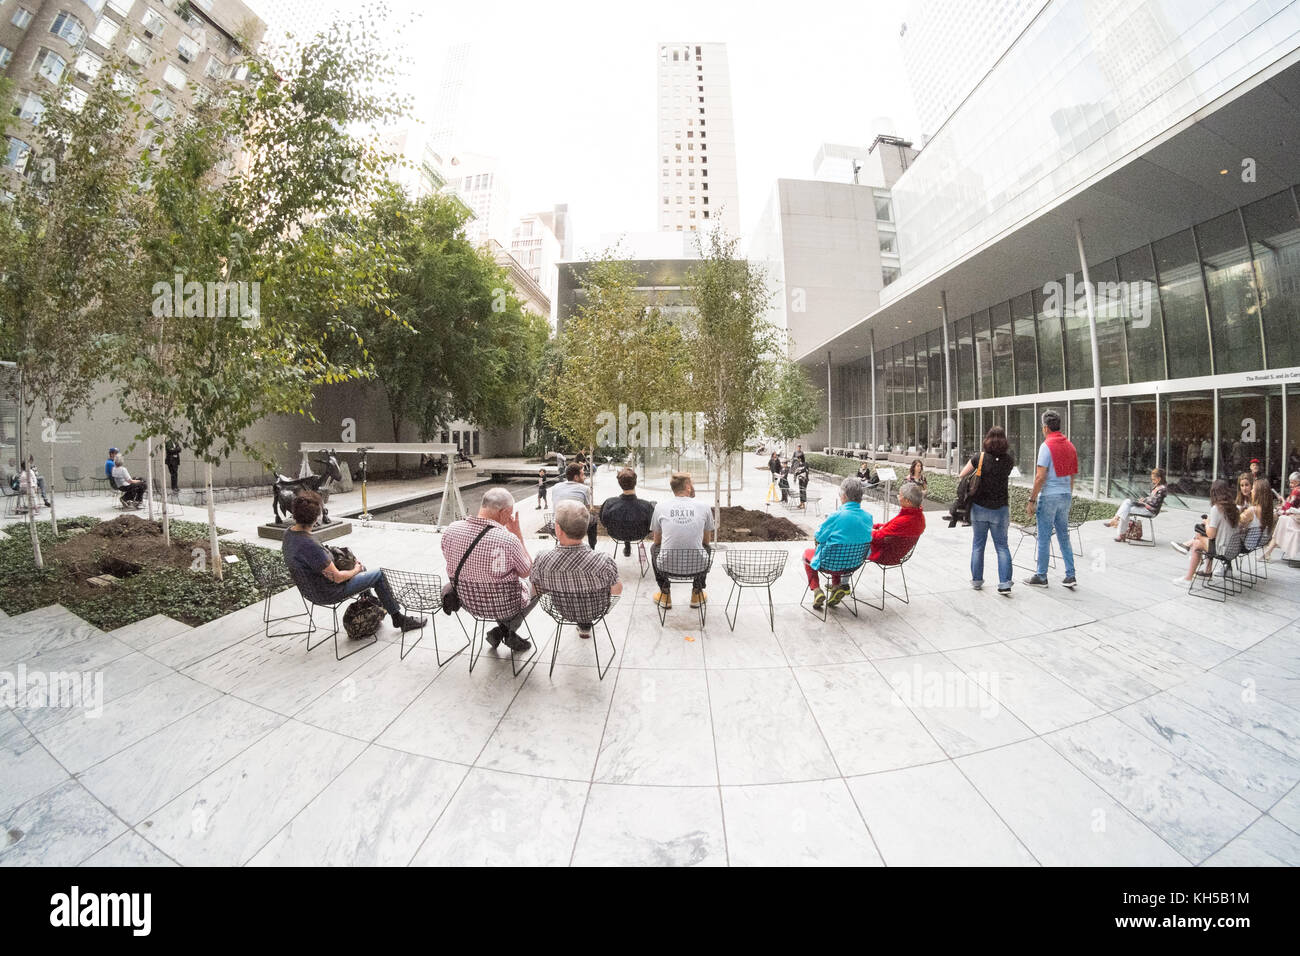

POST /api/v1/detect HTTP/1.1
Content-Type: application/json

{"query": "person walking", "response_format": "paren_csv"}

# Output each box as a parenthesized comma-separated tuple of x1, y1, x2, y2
(1025, 409, 1078, 589)
(960, 426, 1016, 594)
(165, 438, 182, 493)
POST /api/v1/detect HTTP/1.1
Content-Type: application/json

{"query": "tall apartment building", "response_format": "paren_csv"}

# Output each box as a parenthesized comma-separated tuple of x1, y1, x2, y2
(510, 211, 561, 307)
(1, 0, 265, 178)
(446, 151, 511, 247)
(899, 0, 1045, 135)
(656, 41, 739, 238)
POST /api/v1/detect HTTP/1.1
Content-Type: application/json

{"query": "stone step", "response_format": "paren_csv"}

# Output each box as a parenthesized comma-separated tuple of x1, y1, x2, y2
(0, 604, 107, 669)
(109, 614, 193, 652)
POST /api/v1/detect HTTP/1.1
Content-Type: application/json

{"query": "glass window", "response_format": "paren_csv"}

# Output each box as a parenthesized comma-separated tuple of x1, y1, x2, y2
(90, 16, 119, 46)
(1107, 396, 1159, 499)
(82, 0, 107, 13)
(1153, 230, 1212, 380)
(956, 317, 974, 403)
(1059, 272, 1095, 390)
(914, 336, 929, 412)
(881, 265, 900, 286)
(1218, 388, 1277, 484)
(973, 310, 992, 399)
(1197, 211, 1262, 375)
(1162, 391, 1216, 500)
(1011, 292, 1037, 395)
(873, 194, 892, 222)
(125, 37, 148, 64)
(34, 49, 68, 84)
(927, 330, 943, 413)
(1115, 244, 1167, 384)
(14, 91, 45, 123)
(108, 0, 134, 12)
(879, 233, 897, 255)
(1087, 258, 1127, 387)
(991, 301, 1013, 399)
(902, 342, 916, 414)
(162, 63, 186, 89)
(1288, 388, 1300, 487)
(61, 85, 87, 112)
(0, 47, 12, 69)
(12, 8, 34, 30)
(50, 11, 87, 45)
(75, 49, 103, 79)
(1241, 188, 1300, 370)
(1007, 404, 1037, 481)
(141, 6, 165, 36)
(4, 137, 31, 173)
(1069, 400, 1098, 484)
(1033, 289, 1064, 392)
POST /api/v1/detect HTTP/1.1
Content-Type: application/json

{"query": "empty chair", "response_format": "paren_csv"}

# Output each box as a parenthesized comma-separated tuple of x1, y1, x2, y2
(722, 549, 787, 631)
(61, 466, 85, 496)
(239, 543, 310, 640)
(382, 567, 467, 663)
(862, 537, 921, 610)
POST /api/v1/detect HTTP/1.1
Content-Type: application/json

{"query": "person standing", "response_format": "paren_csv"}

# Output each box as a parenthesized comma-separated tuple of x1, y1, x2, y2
(792, 445, 806, 466)
(906, 458, 927, 493)
(536, 468, 548, 510)
(960, 426, 1015, 594)
(1025, 409, 1078, 589)
(778, 461, 791, 503)
(795, 460, 810, 509)
(164, 438, 182, 493)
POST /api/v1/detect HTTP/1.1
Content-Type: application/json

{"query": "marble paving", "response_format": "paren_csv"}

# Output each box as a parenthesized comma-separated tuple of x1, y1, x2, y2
(2, 456, 1299, 866)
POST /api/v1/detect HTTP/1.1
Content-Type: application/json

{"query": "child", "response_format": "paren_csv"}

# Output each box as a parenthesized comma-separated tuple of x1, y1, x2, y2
(536, 468, 548, 509)
(778, 461, 791, 503)
(796, 462, 810, 508)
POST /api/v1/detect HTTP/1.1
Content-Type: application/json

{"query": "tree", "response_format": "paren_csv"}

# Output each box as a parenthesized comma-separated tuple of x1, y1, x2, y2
(110, 11, 410, 579)
(686, 229, 778, 515)
(346, 189, 549, 448)
(546, 251, 690, 481)
(761, 355, 824, 454)
(0, 60, 142, 564)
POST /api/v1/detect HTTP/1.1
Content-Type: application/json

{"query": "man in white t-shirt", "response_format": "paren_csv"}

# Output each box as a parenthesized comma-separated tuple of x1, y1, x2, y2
(649, 472, 715, 610)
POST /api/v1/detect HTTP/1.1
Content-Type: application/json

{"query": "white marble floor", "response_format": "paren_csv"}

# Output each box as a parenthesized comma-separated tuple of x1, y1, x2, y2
(3, 459, 1300, 866)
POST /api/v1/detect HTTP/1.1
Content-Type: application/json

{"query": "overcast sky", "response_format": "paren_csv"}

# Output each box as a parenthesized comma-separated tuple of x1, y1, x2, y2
(250, 0, 922, 254)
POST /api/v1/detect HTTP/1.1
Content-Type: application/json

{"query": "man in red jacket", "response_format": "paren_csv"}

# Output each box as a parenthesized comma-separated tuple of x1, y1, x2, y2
(870, 480, 926, 564)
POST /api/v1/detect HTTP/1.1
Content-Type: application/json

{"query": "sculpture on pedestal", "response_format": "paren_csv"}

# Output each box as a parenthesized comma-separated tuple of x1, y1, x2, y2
(272, 451, 342, 526)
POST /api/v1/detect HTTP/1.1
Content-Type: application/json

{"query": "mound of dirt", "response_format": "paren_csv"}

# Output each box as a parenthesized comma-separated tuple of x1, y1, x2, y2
(55, 515, 214, 578)
(717, 506, 810, 542)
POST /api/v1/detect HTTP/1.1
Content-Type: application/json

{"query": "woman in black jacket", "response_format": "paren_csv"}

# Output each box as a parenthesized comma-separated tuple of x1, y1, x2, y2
(958, 426, 1016, 595)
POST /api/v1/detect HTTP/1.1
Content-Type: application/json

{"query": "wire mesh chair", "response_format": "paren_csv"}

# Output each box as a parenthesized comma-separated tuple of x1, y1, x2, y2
(1188, 525, 1248, 602)
(269, 553, 377, 661)
(538, 510, 556, 538)
(799, 541, 869, 620)
(382, 567, 468, 663)
(602, 513, 652, 578)
(650, 547, 714, 628)
(90, 474, 111, 497)
(61, 466, 85, 496)
(862, 537, 921, 610)
(722, 549, 787, 631)
(239, 542, 310, 640)
(539, 589, 617, 679)
(454, 579, 538, 677)
(1239, 522, 1271, 587)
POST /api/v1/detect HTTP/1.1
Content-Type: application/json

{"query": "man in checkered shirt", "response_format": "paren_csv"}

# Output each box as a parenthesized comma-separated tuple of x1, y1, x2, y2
(532, 501, 623, 639)
(441, 487, 537, 652)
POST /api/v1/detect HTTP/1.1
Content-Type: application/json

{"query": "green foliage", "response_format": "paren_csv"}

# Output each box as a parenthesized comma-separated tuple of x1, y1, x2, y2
(547, 251, 691, 459)
(0, 517, 264, 630)
(761, 357, 824, 447)
(347, 189, 549, 441)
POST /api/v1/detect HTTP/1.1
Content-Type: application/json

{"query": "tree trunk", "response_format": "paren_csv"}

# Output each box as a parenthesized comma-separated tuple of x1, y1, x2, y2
(21, 423, 43, 570)
(726, 452, 732, 507)
(46, 436, 59, 538)
(159, 445, 171, 551)
(206, 461, 222, 581)
(145, 436, 155, 522)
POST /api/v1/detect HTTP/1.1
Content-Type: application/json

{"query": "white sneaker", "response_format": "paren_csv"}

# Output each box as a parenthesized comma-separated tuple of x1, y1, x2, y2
(1172, 576, 1191, 587)
(1170, 541, 1189, 555)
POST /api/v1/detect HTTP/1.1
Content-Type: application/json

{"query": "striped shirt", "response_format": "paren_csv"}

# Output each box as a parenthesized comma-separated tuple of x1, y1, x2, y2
(441, 516, 531, 618)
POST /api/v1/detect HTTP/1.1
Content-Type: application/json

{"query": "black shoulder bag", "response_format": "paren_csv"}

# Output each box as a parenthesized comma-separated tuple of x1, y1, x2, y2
(441, 526, 492, 615)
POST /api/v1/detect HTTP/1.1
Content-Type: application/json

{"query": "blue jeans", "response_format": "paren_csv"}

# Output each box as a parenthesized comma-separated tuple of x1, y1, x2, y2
(1036, 494, 1075, 578)
(339, 568, 400, 618)
(970, 503, 1012, 589)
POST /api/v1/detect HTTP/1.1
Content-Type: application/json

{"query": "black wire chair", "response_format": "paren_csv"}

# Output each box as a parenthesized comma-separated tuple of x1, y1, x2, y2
(799, 541, 869, 621)
(651, 547, 714, 628)
(238, 542, 309, 640)
(382, 567, 468, 663)
(1119, 498, 1162, 548)
(1234, 523, 1269, 589)
(539, 590, 618, 679)
(602, 514, 652, 577)
(722, 549, 787, 631)
(454, 579, 538, 677)
(861, 537, 920, 610)
(1188, 525, 1248, 602)
(538, 510, 556, 538)
(61, 466, 85, 496)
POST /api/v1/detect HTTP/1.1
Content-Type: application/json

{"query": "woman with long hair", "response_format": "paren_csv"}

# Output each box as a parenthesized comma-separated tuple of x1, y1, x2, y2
(1172, 478, 1238, 584)
(1235, 472, 1253, 509)
(1241, 478, 1276, 551)
(958, 427, 1015, 594)
(1263, 472, 1300, 561)
(907, 458, 927, 492)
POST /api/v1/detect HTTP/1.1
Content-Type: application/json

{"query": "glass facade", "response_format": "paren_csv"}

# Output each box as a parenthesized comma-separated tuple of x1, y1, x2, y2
(828, 187, 1300, 503)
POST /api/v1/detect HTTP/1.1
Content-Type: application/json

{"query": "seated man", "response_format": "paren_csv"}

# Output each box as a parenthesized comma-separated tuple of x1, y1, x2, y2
(649, 471, 715, 610)
(869, 481, 926, 564)
(441, 486, 536, 652)
(6, 458, 51, 506)
(532, 500, 623, 640)
(599, 467, 656, 556)
(281, 490, 425, 633)
(551, 462, 597, 548)
(105, 447, 119, 482)
(804, 477, 874, 610)
(110, 454, 146, 507)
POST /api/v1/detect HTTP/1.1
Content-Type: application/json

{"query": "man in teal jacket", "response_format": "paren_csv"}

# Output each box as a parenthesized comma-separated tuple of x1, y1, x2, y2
(804, 477, 874, 609)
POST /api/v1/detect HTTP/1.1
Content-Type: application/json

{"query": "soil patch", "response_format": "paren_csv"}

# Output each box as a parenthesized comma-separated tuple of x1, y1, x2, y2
(716, 506, 810, 542)
(53, 515, 216, 581)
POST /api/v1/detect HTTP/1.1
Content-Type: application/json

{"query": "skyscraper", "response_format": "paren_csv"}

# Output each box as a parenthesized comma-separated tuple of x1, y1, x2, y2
(899, 0, 1046, 136)
(656, 42, 739, 238)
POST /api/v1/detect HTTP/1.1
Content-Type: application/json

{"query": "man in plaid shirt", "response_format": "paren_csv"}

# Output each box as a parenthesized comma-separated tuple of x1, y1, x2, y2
(441, 487, 537, 652)
(533, 501, 623, 639)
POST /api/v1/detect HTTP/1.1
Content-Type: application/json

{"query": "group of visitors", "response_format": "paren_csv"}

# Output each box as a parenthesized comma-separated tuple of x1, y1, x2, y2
(1170, 473, 1277, 584)
(767, 448, 812, 508)
(3, 457, 51, 508)
(105, 447, 146, 507)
